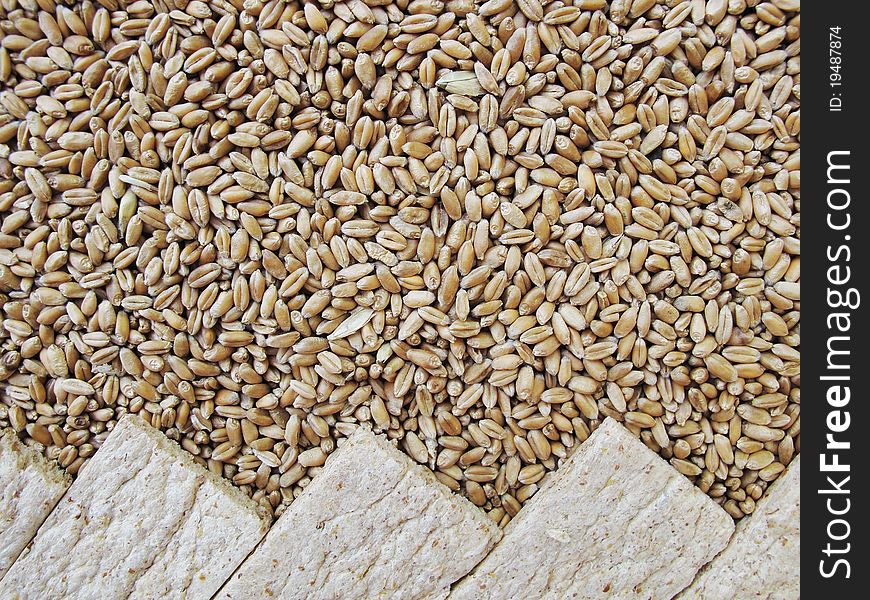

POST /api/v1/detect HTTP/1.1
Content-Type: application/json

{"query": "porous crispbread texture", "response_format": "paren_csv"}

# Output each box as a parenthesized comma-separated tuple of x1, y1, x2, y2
(450, 418, 735, 600)
(216, 426, 501, 600)
(0, 415, 270, 600)
(0, 429, 71, 578)
(676, 454, 800, 600)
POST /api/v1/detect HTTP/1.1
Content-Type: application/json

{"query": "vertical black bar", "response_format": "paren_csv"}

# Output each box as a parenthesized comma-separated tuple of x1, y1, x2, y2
(803, 2, 866, 597)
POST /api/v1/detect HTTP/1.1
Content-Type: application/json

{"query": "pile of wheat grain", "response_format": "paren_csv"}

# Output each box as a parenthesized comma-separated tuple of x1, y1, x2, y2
(0, 0, 799, 525)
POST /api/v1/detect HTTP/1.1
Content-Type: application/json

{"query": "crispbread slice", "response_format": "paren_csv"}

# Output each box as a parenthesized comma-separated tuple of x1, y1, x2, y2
(0, 415, 270, 599)
(676, 454, 800, 600)
(450, 418, 735, 600)
(0, 429, 71, 578)
(216, 426, 501, 600)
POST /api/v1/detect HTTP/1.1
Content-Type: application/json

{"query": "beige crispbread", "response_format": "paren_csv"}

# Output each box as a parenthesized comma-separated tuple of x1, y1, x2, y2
(0, 414, 270, 599)
(450, 418, 735, 600)
(0, 429, 71, 578)
(676, 454, 800, 600)
(216, 426, 501, 600)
